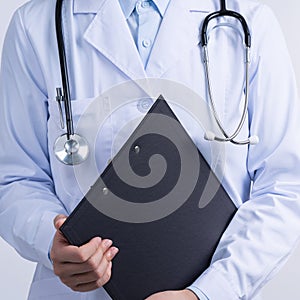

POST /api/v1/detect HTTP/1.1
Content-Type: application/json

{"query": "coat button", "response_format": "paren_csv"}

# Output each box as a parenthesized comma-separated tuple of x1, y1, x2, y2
(142, 39, 151, 48)
(141, 1, 150, 8)
(137, 98, 153, 112)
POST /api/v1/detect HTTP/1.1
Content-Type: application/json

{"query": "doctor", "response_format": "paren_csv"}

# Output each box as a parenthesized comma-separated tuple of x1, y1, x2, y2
(1, 0, 300, 299)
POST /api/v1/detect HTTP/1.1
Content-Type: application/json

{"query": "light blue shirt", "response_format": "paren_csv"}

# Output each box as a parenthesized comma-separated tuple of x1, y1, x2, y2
(119, 0, 169, 68)
(1, 1, 300, 300)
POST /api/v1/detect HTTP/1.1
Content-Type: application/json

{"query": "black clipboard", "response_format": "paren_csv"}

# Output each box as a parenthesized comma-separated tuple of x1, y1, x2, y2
(60, 96, 237, 300)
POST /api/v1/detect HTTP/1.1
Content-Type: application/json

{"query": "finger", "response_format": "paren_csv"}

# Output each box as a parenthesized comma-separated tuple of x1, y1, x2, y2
(52, 236, 102, 264)
(70, 259, 111, 285)
(63, 237, 103, 263)
(52, 238, 102, 279)
(77, 247, 118, 282)
(71, 261, 112, 292)
(75, 241, 118, 274)
(55, 243, 119, 278)
(55, 244, 117, 291)
(65, 261, 112, 291)
(68, 239, 115, 270)
(105, 246, 119, 262)
(54, 214, 67, 230)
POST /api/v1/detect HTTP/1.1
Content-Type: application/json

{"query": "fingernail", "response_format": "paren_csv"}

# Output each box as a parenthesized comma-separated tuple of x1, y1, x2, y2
(95, 237, 102, 244)
(108, 247, 119, 259)
(103, 239, 113, 248)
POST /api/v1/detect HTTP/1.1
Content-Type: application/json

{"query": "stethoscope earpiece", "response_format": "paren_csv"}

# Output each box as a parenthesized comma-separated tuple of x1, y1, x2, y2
(204, 131, 216, 142)
(204, 131, 259, 146)
(248, 135, 259, 145)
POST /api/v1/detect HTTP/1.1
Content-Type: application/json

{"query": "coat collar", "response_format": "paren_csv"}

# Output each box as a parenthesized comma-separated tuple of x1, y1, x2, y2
(81, 0, 147, 80)
(76, 0, 216, 80)
(73, 0, 105, 14)
(145, 0, 216, 77)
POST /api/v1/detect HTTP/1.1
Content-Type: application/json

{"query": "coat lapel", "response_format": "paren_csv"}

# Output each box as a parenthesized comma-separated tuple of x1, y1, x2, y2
(74, 0, 216, 80)
(146, 0, 216, 77)
(79, 0, 147, 80)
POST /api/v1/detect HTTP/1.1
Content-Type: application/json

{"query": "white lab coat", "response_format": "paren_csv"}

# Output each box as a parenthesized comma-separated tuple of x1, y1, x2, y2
(0, 0, 300, 299)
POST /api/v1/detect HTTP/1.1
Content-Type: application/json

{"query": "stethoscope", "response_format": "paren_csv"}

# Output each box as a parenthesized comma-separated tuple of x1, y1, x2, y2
(202, 0, 259, 146)
(53, 0, 258, 166)
(54, 0, 89, 165)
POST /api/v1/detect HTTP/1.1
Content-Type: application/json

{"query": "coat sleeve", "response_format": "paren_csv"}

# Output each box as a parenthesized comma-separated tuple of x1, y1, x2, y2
(188, 4, 300, 300)
(0, 8, 67, 270)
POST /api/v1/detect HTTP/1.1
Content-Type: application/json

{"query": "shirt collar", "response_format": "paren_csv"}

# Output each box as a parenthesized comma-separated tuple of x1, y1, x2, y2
(118, 0, 170, 19)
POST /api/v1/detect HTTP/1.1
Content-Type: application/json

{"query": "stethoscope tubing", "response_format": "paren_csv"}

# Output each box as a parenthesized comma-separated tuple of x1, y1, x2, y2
(203, 45, 251, 145)
(201, 0, 258, 145)
(201, 10, 251, 48)
(55, 0, 74, 139)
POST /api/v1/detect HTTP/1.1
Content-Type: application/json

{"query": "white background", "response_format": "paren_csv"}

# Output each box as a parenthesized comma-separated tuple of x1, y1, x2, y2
(0, 0, 299, 299)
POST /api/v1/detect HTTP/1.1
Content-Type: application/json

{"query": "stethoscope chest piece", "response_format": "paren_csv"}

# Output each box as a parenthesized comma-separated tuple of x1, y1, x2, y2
(54, 133, 89, 165)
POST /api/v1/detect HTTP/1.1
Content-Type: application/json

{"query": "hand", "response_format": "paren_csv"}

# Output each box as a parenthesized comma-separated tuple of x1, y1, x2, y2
(50, 214, 119, 292)
(145, 289, 199, 300)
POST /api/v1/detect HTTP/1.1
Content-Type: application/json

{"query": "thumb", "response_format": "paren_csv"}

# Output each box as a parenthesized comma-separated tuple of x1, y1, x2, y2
(53, 214, 67, 230)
